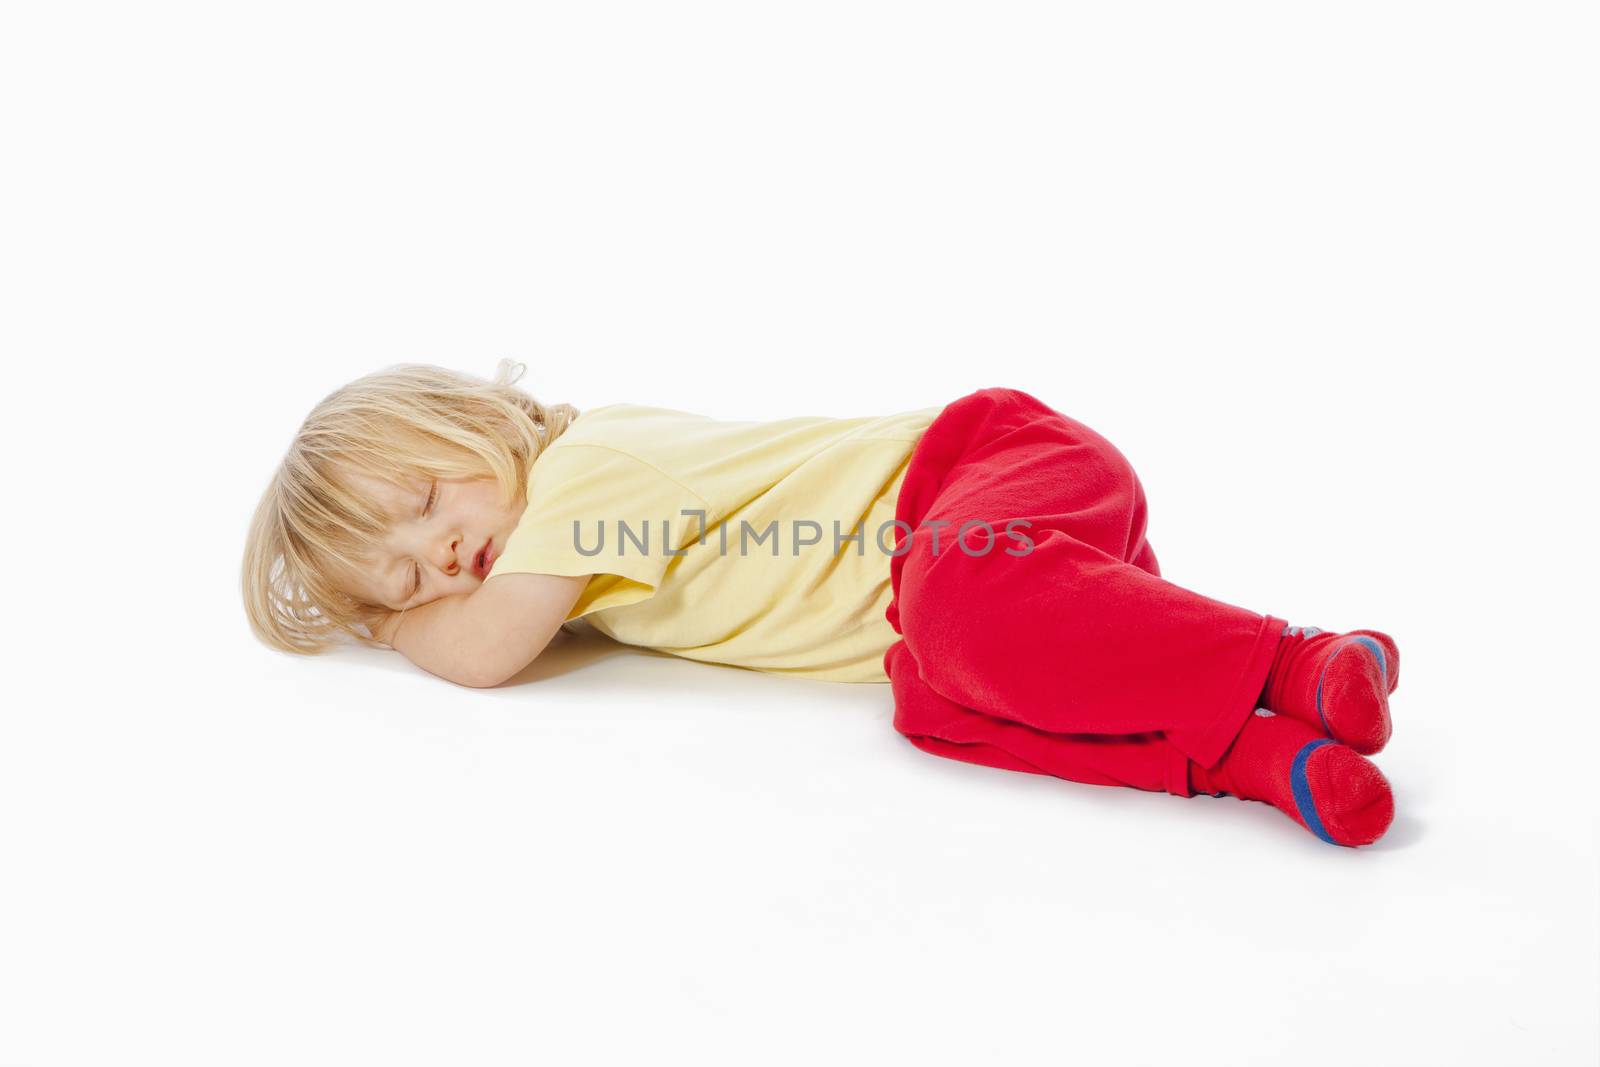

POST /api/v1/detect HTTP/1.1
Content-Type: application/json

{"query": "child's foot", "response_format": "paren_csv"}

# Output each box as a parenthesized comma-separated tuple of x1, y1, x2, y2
(1188, 712, 1394, 847)
(1259, 624, 1399, 755)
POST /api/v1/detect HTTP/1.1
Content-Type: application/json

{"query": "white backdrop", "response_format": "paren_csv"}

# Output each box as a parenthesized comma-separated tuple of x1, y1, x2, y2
(3, 2, 1596, 1064)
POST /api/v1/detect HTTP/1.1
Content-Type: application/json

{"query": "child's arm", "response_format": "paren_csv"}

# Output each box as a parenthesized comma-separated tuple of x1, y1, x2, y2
(373, 572, 591, 688)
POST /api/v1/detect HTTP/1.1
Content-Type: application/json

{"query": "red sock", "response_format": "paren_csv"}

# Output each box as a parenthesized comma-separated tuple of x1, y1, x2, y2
(1188, 712, 1394, 847)
(1258, 625, 1399, 755)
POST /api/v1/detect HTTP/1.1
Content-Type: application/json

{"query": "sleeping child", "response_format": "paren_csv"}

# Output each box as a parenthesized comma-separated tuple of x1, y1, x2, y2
(241, 360, 1398, 847)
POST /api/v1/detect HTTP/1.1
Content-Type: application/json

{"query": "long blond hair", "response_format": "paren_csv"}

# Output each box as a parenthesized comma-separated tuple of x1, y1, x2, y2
(241, 359, 580, 655)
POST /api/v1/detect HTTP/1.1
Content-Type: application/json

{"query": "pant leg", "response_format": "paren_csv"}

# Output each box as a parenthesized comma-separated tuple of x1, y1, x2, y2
(885, 638, 1194, 797)
(886, 387, 1285, 770)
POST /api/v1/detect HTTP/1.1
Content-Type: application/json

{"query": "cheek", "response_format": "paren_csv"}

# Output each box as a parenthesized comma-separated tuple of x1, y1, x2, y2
(474, 483, 519, 520)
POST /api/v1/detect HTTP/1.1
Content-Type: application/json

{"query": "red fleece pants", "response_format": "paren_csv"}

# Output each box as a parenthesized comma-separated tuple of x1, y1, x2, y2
(883, 387, 1288, 799)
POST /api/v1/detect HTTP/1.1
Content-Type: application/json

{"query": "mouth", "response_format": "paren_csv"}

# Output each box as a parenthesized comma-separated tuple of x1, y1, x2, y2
(473, 538, 495, 579)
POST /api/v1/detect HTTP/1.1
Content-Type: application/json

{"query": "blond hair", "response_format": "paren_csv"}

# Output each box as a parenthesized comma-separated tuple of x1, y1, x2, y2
(241, 359, 580, 655)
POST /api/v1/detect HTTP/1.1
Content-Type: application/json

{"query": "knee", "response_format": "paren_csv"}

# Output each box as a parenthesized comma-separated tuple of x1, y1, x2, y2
(884, 638, 959, 741)
(892, 540, 971, 668)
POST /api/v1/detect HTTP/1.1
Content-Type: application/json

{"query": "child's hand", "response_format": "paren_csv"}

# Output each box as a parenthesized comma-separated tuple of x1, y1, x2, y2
(381, 574, 589, 687)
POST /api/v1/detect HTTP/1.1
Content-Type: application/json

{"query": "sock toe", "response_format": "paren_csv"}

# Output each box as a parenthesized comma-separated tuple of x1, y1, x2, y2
(1351, 629, 1400, 694)
(1316, 637, 1395, 755)
(1298, 742, 1395, 847)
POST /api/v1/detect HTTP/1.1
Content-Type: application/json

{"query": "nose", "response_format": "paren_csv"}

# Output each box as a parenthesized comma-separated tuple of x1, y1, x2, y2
(437, 534, 463, 576)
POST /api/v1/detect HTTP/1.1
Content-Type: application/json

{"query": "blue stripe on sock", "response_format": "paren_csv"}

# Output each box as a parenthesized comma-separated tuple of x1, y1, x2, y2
(1313, 646, 1341, 735)
(1290, 738, 1340, 845)
(1351, 635, 1388, 689)
(1315, 636, 1389, 732)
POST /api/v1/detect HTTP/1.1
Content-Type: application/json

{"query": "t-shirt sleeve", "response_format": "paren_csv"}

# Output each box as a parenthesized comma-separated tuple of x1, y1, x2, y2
(486, 444, 710, 620)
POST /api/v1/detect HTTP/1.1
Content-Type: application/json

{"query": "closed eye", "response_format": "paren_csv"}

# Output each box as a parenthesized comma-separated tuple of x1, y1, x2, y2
(406, 480, 437, 601)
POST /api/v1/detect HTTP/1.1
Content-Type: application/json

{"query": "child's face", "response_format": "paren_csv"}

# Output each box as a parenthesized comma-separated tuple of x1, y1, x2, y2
(338, 469, 527, 612)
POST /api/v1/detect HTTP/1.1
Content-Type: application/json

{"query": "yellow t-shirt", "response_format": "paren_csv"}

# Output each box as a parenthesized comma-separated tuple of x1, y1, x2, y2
(485, 400, 946, 683)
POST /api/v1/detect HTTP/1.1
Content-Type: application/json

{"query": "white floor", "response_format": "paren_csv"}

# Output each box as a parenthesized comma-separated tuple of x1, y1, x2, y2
(4, 607, 1594, 1065)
